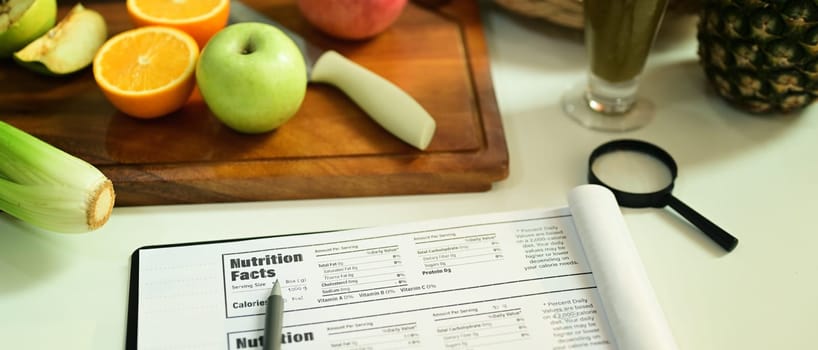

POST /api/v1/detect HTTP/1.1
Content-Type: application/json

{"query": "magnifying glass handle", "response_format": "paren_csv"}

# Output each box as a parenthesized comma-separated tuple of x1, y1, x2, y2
(667, 195, 738, 252)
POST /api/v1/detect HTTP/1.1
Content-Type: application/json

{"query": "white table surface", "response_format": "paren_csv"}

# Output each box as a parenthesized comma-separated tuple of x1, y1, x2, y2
(2, 3, 817, 349)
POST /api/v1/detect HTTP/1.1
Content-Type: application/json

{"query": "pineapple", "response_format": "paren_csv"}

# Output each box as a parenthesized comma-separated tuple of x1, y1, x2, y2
(697, 0, 818, 113)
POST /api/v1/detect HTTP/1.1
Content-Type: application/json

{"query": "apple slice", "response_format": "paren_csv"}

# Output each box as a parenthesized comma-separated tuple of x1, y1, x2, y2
(0, 0, 57, 57)
(13, 3, 106, 75)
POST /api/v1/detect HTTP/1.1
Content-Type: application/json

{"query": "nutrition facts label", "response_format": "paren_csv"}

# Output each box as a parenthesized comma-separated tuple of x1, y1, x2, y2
(134, 207, 618, 350)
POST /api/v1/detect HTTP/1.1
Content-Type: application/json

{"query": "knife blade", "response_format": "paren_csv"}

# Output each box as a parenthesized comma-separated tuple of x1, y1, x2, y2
(228, 0, 436, 150)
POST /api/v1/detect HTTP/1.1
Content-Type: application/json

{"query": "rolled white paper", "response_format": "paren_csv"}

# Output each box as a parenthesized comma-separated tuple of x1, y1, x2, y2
(568, 184, 678, 350)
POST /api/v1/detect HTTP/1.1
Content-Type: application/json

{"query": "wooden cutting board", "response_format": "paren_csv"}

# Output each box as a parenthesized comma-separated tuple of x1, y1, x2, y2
(0, 0, 508, 206)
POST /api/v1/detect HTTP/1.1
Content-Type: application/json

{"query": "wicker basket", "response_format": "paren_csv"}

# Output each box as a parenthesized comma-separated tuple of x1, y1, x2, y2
(494, 0, 700, 30)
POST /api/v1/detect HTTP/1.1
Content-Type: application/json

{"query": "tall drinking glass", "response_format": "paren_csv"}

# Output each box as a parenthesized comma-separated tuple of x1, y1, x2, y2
(562, 0, 669, 131)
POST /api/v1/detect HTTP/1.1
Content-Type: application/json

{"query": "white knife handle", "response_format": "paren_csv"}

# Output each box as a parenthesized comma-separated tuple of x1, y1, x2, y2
(310, 50, 436, 150)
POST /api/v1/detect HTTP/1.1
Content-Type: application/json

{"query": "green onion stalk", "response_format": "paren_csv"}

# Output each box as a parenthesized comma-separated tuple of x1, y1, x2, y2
(0, 121, 115, 233)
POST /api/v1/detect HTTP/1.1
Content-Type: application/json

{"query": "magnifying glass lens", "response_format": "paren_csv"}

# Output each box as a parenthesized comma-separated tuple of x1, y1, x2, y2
(591, 150, 674, 194)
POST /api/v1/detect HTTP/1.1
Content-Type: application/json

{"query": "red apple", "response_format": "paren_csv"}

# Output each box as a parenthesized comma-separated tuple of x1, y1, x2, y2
(297, 0, 408, 40)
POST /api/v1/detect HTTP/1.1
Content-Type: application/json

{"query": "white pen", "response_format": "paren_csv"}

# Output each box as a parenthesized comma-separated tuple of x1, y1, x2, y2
(263, 280, 283, 350)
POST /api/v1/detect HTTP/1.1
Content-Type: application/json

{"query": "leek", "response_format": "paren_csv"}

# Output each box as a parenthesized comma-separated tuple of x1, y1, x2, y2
(0, 120, 115, 233)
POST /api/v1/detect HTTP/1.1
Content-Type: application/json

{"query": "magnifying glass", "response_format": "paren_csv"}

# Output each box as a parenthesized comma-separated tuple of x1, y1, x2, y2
(588, 139, 739, 252)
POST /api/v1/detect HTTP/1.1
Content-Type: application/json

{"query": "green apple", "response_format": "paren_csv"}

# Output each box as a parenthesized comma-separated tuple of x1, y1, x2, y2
(196, 22, 307, 134)
(13, 3, 107, 75)
(0, 0, 57, 58)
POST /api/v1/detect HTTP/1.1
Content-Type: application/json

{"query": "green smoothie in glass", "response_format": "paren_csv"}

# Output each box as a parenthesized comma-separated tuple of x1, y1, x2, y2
(584, 0, 669, 83)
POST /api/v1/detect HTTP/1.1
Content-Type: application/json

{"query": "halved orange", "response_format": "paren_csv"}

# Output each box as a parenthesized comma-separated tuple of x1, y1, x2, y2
(126, 0, 229, 48)
(93, 26, 199, 119)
